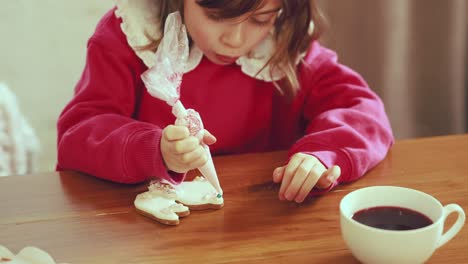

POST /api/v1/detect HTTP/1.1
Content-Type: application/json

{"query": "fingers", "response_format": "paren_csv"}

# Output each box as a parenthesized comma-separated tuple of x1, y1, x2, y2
(161, 125, 211, 173)
(187, 149, 209, 168)
(275, 153, 342, 203)
(163, 125, 189, 141)
(173, 136, 200, 154)
(272, 166, 285, 183)
(163, 126, 199, 154)
(283, 158, 318, 201)
(294, 167, 322, 203)
(203, 130, 217, 145)
(278, 154, 303, 200)
(181, 146, 208, 168)
(315, 165, 341, 190)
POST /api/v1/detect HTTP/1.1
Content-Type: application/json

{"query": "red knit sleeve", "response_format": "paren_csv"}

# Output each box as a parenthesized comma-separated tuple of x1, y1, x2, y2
(289, 42, 394, 195)
(57, 38, 184, 184)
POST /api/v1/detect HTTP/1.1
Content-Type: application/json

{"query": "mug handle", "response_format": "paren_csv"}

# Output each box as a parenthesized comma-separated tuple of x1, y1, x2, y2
(437, 204, 466, 248)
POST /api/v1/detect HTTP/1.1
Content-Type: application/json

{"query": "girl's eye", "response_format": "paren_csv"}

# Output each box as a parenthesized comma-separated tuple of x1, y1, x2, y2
(204, 10, 274, 26)
(250, 17, 273, 26)
(205, 12, 225, 22)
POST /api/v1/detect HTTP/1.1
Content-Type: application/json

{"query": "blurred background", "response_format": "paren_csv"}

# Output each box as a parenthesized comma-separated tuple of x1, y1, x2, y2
(0, 0, 466, 173)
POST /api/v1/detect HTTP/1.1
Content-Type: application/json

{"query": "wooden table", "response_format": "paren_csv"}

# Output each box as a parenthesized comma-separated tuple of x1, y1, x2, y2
(1, 135, 467, 263)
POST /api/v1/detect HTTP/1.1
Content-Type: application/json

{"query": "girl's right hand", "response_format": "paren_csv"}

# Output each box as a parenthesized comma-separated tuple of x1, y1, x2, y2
(160, 125, 217, 173)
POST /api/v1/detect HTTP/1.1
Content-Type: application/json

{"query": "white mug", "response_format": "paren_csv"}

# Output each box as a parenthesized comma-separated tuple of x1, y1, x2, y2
(340, 186, 465, 264)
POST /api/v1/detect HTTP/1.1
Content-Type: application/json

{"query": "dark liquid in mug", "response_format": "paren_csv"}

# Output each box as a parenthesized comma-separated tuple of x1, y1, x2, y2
(352, 206, 433, 231)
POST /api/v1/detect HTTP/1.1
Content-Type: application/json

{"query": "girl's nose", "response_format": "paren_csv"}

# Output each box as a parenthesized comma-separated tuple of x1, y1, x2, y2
(220, 23, 244, 49)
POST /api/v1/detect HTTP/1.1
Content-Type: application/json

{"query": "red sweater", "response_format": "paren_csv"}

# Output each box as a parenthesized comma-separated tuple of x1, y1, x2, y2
(57, 10, 393, 191)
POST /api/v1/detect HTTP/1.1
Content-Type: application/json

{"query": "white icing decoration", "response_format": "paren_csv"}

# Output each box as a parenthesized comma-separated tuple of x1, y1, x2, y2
(139, 192, 152, 199)
(135, 191, 188, 221)
(134, 176, 223, 224)
(194, 176, 205, 182)
(148, 180, 177, 199)
(160, 208, 171, 215)
(202, 192, 217, 201)
(169, 203, 186, 212)
(175, 176, 224, 206)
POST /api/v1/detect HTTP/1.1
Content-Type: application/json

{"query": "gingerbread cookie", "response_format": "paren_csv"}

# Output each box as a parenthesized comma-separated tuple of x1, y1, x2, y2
(134, 181, 190, 225)
(175, 176, 224, 210)
(135, 176, 224, 225)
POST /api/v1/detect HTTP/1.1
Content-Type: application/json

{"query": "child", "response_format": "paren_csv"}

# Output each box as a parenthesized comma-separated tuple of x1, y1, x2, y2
(57, 0, 393, 203)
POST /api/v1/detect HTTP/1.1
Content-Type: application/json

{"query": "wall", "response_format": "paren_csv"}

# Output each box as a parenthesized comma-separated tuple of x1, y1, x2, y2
(0, 1, 112, 172)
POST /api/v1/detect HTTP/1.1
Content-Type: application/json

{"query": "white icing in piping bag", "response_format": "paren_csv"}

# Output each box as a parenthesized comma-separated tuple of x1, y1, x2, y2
(141, 11, 223, 196)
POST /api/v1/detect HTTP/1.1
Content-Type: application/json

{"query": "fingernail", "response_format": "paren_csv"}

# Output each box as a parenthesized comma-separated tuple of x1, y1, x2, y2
(274, 168, 280, 176)
(278, 192, 284, 200)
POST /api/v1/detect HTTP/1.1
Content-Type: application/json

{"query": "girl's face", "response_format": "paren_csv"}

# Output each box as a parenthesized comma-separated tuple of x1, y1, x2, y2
(184, 0, 281, 65)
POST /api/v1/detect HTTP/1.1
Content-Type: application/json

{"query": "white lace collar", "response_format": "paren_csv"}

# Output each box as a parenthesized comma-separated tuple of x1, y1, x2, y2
(114, 0, 313, 82)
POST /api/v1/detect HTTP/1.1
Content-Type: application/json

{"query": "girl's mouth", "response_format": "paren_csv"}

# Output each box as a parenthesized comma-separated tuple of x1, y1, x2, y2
(215, 54, 239, 64)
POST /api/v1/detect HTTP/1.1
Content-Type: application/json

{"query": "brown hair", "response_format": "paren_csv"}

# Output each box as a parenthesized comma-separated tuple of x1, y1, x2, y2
(143, 0, 326, 97)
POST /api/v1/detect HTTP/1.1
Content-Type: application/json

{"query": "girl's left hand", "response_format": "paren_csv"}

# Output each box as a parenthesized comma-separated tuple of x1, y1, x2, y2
(272, 153, 341, 203)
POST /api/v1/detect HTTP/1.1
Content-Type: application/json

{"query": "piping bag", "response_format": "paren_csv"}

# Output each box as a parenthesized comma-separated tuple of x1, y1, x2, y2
(141, 12, 223, 196)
